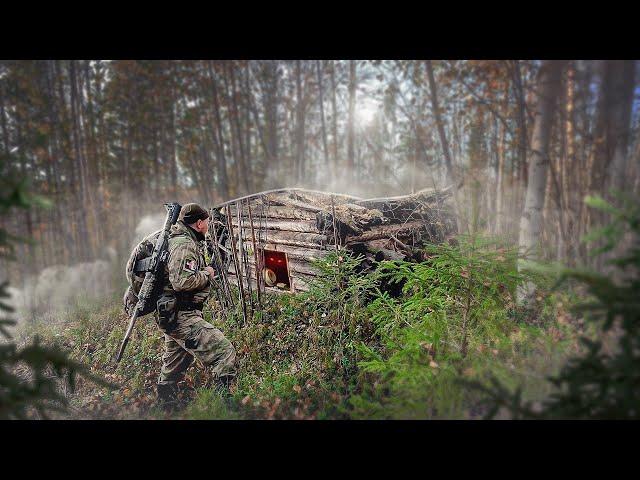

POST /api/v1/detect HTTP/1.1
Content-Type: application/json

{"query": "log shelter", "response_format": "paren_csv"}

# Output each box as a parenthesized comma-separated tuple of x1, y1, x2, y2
(207, 186, 457, 301)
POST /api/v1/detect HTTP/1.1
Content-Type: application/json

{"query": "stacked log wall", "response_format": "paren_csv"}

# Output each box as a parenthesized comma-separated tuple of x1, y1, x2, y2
(212, 187, 456, 295)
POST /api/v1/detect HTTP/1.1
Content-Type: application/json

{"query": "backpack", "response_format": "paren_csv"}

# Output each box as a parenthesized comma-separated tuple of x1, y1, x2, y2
(123, 230, 162, 317)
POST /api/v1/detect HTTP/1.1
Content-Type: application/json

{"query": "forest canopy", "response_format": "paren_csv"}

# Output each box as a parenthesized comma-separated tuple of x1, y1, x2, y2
(1, 60, 637, 280)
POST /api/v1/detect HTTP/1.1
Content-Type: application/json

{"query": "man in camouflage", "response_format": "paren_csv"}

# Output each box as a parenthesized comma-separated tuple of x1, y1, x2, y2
(155, 203, 236, 410)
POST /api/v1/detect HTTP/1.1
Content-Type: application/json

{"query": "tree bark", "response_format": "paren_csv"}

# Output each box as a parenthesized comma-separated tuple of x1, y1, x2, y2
(69, 60, 92, 260)
(346, 60, 356, 178)
(330, 61, 339, 176)
(605, 60, 636, 193)
(495, 120, 506, 234)
(295, 60, 306, 183)
(425, 60, 455, 187)
(512, 60, 529, 187)
(207, 61, 230, 199)
(316, 60, 330, 173)
(228, 62, 251, 194)
(517, 60, 565, 304)
(0, 80, 10, 157)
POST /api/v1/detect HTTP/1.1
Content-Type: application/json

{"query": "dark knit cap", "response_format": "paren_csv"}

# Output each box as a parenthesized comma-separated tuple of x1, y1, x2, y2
(179, 203, 210, 224)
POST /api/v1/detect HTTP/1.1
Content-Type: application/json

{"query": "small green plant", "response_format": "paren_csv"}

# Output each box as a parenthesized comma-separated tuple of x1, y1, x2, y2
(305, 250, 381, 319)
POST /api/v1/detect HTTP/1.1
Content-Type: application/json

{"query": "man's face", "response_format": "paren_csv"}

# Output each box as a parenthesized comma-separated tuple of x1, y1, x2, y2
(195, 217, 210, 234)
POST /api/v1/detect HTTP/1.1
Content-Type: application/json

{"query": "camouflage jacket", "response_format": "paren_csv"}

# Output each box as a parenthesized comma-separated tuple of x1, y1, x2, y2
(164, 220, 211, 304)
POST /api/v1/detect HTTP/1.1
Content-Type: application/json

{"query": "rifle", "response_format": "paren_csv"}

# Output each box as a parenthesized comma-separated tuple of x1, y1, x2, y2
(115, 202, 182, 363)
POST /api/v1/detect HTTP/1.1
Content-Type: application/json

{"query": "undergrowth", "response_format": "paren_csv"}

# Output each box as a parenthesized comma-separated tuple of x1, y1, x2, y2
(17, 236, 585, 419)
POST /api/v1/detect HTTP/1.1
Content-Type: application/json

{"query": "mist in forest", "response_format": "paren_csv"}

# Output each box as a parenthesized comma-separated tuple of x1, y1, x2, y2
(8, 212, 166, 326)
(133, 213, 165, 245)
(8, 249, 117, 325)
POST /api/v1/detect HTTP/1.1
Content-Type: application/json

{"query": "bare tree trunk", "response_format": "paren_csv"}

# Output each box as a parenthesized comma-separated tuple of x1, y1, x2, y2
(15, 123, 36, 265)
(69, 60, 92, 260)
(517, 60, 564, 304)
(330, 61, 339, 177)
(469, 108, 488, 234)
(242, 62, 253, 193)
(425, 60, 455, 187)
(583, 60, 636, 269)
(245, 62, 272, 189)
(316, 60, 330, 176)
(46, 61, 70, 264)
(562, 61, 576, 263)
(512, 60, 529, 188)
(425, 60, 464, 234)
(0, 81, 10, 157)
(295, 60, 306, 183)
(228, 62, 251, 194)
(606, 60, 636, 193)
(602, 61, 636, 274)
(207, 61, 229, 199)
(495, 121, 506, 234)
(346, 60, 356, 178)
(265, 60, 279, 169)
(588, 60, 610, 199)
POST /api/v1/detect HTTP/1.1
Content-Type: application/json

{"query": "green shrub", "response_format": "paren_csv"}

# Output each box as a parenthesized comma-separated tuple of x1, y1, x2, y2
(349, 235, 531, 418)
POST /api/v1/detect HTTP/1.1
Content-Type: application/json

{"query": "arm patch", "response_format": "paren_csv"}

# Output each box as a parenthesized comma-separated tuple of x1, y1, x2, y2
(183, 259, 198, 273)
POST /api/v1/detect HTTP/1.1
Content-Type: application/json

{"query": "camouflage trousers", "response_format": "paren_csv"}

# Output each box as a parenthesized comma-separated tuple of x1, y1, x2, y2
(156, 309, 236, 388)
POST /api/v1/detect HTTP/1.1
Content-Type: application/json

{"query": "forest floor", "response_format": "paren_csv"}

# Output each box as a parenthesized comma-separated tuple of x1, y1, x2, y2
(14, 245, 593, 420)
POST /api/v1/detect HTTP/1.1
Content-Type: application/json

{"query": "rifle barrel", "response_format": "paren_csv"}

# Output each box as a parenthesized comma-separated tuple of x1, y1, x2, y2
(115, 308, 140, 363)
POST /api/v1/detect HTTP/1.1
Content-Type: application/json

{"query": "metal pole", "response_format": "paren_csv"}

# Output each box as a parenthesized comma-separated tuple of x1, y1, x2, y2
(247, 199, 262, 309)
(225, 204, 247, 325)
(237, 200, 254, 315)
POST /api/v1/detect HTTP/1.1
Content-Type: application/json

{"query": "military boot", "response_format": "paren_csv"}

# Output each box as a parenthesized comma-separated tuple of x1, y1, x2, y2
(156, 383, 180, 413)
(179, 383, 197, 403)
